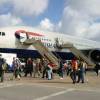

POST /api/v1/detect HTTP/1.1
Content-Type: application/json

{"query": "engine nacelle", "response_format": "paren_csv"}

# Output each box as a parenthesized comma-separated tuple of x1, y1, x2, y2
(89, 50, 100, 63)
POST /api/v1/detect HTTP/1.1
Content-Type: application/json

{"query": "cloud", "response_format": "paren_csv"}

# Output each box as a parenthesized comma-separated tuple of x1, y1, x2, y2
(59, 0, 100, 41)
(0, 13, 23, 27)
(0, 0, 49, 27)
(66, 0, 100, 17)
(38, 18, 55, 31)
(0, 0, 49, 17)
(0, 0, 9, 4)
(85, 23, 100, 40)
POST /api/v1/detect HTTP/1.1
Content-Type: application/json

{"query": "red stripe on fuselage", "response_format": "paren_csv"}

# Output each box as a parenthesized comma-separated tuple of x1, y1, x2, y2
(15, 30, 26, 34)
(15, 30, 44, 37)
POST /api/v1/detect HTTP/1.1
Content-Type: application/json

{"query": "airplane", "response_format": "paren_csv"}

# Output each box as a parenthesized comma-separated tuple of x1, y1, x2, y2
(0, 26, 100, 64)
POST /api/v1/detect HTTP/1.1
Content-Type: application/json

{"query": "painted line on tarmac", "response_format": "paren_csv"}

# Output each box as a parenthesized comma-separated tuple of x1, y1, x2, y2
(34, 88, 74, 100)
(0, 83, 23, 88)
(32, 83, 100, 93)
(25, 83, 68, 89)
(76, 88, 100, 93)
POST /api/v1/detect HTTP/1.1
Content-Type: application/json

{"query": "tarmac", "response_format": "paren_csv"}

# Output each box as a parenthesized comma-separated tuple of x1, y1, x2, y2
(0, 71, 100, 100)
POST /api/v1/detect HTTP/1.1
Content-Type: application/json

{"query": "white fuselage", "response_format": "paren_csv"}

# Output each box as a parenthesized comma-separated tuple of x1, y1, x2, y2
(0, 26, 100, 52)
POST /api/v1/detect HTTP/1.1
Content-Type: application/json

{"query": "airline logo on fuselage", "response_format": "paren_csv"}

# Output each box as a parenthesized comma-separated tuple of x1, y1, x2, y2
(15, 30, 44, 39)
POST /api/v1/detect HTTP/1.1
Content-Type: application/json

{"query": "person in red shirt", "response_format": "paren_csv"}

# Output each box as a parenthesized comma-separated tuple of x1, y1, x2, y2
(71, 58, 78, 84)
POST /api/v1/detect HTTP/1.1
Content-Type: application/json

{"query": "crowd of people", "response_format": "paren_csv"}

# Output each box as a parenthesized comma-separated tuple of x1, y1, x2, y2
(12, 57, 53, 80)
(58, 58, 87, 84)
(0, 54, 100, 84)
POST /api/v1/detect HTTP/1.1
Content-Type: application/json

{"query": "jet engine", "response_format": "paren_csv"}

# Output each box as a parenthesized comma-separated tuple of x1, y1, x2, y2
(89, 50, 100, 63)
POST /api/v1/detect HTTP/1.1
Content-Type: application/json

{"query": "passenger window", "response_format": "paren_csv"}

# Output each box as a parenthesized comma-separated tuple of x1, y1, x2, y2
(0, 32, 1, 35)
(2, 32, 5, 36)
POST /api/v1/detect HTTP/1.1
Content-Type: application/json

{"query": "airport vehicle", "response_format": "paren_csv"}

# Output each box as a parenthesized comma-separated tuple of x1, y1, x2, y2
(0, 26, 100, 67)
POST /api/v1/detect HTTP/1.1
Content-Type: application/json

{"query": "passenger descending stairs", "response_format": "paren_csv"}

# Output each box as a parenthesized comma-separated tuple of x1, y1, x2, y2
(23, 38, 59, 69)
(59, 43, 95, 68)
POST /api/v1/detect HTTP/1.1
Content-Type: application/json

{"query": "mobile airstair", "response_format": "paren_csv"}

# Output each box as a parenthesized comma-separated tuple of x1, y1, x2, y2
(57, 43, 95, 67)
(23, 38, 59, 69)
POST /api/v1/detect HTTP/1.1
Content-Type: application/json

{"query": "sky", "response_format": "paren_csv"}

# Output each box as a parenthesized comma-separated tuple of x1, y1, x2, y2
(0, 0, 100, 42)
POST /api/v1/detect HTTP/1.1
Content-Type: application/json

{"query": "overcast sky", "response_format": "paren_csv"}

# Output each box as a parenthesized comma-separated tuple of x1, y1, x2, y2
(0, 0, 100, 42)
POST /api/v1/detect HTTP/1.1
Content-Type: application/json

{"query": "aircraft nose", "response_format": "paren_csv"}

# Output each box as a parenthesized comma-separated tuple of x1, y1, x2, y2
(15, 32, 20, 39)
(15, 30, 26, 40)
(15, 30, 28, 43)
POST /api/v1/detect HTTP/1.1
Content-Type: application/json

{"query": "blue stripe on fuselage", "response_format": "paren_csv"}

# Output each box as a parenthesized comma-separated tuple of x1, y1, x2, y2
(0, 48, 75, 60)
